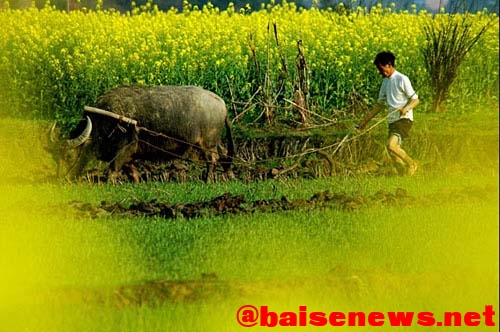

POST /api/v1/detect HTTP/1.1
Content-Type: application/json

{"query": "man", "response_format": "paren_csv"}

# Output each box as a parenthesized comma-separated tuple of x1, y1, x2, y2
(357, 51, 419, 176)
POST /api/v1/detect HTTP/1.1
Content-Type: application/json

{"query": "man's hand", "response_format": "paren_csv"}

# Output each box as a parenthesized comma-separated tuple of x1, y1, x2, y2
(399, 98, 419, 116)
(353, 123, 367, 135)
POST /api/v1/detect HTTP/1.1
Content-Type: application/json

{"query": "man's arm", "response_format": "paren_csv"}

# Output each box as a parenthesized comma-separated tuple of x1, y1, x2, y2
(400, 97, 419, 116)
(357, 102, 385, 129)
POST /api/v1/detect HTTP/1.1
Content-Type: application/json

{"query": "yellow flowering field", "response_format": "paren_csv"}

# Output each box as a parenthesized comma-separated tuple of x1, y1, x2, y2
(0, 1, 498, 123)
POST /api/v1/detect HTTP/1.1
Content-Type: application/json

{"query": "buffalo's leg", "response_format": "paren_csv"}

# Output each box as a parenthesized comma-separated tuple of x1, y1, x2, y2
(217, 144, 235, 180)
(108, 141, 138, 183)
(122, 163, 141, 183)
(202, 148, 219, 183)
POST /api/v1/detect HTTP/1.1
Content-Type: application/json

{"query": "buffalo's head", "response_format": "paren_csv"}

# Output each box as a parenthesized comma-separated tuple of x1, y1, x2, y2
(46, 116, 92, 179)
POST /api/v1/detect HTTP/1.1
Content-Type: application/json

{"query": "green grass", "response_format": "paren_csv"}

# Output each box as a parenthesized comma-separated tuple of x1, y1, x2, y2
(0, 110, 498, 331)
(1, 172, 498, 330)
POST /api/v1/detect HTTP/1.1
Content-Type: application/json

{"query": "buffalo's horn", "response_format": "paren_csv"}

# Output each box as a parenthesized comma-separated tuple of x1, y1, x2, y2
(67, 116, 92, 147)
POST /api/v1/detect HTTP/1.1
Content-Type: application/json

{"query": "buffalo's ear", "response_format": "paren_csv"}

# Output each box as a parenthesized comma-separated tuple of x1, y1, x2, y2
(48, 121, 59, 143)
(46, 121, 62, 154)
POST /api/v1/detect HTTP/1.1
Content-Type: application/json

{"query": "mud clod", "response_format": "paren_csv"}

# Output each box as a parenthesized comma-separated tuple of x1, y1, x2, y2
(71, 188, 415, 219)
(70, 184, 495, 220)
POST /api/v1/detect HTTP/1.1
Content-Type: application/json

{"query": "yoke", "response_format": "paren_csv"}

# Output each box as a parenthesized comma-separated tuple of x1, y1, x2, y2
(84, 106, 138, 126)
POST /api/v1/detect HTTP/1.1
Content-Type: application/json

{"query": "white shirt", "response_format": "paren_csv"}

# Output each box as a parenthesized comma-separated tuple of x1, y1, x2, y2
(378, 70, 418, 124)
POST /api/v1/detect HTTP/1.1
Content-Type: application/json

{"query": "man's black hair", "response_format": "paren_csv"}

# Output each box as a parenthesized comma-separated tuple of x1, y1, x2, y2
(374, 51, 396, 66)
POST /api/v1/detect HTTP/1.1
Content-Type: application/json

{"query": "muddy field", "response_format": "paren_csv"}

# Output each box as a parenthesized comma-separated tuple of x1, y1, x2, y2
(66, 124, 498, 184)
(70, 184, 490, 220)
(75, 131, 402, 184)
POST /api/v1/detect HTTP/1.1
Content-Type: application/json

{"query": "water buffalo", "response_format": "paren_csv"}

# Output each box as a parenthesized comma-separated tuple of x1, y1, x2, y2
(49, 85, 235, 183)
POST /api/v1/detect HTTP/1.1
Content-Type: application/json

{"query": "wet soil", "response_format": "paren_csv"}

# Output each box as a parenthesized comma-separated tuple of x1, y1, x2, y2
(69, 184, 493, 220)
(70, 188, 411, 220)
(77, 131, 395, 183)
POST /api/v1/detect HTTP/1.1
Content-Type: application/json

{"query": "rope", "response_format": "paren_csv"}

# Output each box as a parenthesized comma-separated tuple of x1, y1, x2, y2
(131, 113, 394, 168)
(136, 126, 237, 166)
(138, 139, 206, 164)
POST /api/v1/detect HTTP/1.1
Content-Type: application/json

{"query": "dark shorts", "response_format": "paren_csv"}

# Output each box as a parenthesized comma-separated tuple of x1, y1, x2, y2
(388, 118, 413, 141)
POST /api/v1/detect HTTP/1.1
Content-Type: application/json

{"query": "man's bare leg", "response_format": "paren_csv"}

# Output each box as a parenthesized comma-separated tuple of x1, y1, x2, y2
(387, 135, 418, 176)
